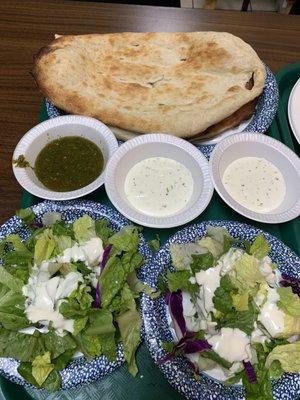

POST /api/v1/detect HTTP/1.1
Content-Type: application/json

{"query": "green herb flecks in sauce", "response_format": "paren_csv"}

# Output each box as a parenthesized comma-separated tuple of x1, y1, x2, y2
(35, 136, 104, 192)
(13, 154, 31, 168)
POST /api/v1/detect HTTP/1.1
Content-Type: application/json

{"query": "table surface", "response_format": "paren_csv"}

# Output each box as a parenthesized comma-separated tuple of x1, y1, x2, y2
(0, 0, 300, 224)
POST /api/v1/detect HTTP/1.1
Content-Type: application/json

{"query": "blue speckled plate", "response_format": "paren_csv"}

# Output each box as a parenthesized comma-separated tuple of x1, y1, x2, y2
(140, 221, 300, 400)
(0, 200, 151, 390)
(45, 65, 278, 160)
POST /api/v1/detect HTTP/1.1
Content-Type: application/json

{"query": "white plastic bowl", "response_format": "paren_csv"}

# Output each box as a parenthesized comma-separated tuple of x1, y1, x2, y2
(12, 116, 118, 200)
(105, 134, 214, 228)
(210, 132, 300, 223)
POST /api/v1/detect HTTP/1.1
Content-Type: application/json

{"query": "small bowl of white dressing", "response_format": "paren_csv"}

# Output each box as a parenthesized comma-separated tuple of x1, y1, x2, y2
(210, 132, 300, 223)
(105, 134, 213, 228)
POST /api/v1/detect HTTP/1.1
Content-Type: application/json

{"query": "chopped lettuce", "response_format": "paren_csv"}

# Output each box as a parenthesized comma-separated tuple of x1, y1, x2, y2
(116, 307, 142, 376)
(16, 208, 36, 225)
(232, 291, 249, 312)
(213, 275, 238, 314)
(190, 252, 214, 274)
(266, 342, 300, 374)
(278, 287, 300, 317)
(95, 219, 113, 245)
(230, 253, 263, 291)
(198, 226, 235, 259)
(32, 352, 54, 386)
(0, 214, 145, 390)
(34, 229, 56, 265)
(148, 234, 161, 251)
(108, 226, 140, 253)
(167, 270, 198, 293)
(170, 242, 207, 270)
(73, 214, 96, 244)
(249, 235, 270, 259)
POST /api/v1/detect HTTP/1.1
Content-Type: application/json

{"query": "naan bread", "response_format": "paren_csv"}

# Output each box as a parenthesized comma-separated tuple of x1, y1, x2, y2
(33, 32, 266, 139)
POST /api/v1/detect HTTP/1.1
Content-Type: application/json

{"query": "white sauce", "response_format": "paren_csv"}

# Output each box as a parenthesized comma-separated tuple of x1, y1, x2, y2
(207, 328, 250, 363)
(222, 157, 286, 213)
(22, 237, 104, 335)
(195, 265, 221, 315)
(258, 287, 284, 337)
(217, 248, 244, 276)
(124, 157, 194, 217)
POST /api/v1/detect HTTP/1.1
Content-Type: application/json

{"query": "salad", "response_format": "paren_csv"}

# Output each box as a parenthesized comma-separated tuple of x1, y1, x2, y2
(162, 226, 300, 400)
(0, 208, 147, 391)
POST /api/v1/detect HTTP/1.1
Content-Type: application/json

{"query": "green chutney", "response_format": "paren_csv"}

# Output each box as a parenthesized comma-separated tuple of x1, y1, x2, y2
(35, 136, 104, 192)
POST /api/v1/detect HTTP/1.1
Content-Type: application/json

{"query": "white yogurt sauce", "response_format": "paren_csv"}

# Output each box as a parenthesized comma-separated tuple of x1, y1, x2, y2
(124, 157, 194, 217)
(258, 287, 284, 337)
(207, 328, 250, 363)
(195, 265, 221, 316)
(22, 237, 104, 335)
(222, 157, 286, 213)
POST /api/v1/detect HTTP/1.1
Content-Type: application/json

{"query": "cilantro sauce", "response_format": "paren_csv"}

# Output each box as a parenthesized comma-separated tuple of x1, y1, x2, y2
(124, 157, 193, 217)
(35, 136, 104, 192)
(222, 157, 286, 213)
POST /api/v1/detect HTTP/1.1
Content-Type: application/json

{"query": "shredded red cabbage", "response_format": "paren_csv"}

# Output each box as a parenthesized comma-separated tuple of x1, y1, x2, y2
(167, 291, 187, 336)
(243, 361, 257, 384)
(159, 331, 212, 364)
(30, 220, 43, 229)
(280, 273, 300, 297)
(93, 244, 113, 308)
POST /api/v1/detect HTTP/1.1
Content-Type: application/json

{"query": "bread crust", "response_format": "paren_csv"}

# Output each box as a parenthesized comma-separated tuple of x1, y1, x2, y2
(32, 32, 266, 138)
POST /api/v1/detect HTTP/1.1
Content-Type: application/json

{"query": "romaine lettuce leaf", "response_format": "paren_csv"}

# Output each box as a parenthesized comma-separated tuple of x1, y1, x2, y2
(278, 287, 300, 317)
(0, 330, 46, 362)
(32, 352, 54, 386)
(44, 331, 76, 359)
(116, 307, 141, 376)
(59, 285, 93, 319)
(0, 267, 23, 293)
(213, 275, 238, 314)
(34, 229, 56, 265)
(198, 226, 235, 259)
(108, 283, 136, 314)
(73, 214, 96, 244)
(4, 234, 30, 253)
(16, 208, 36, 225)
(230, 253, 263, 291)
(99, 257, 126, 308)
(54, 235, 73, 253)
(232, 291, 249, 312)
(127, 271, 160, 298)
(85, 309, 116, 336)
(266, 341, 300, 373)
(121, 251, 144, 275)
(170, 242, 207, 271)
(74, 332, 102, 358)
(98, 333, 117, 362)
(0, 311, 28, 330)
(215, 301, 258, 335)
(95, 219, 113, 245)
(51, 220, 74, 238)
(249, 235, 270, 259)
(148, 234, 160, 251)
(108, 226, 140, 253)
(167, 270, 198, 293)
(73, 317, 89, 336)
(190, 252, 214, 274)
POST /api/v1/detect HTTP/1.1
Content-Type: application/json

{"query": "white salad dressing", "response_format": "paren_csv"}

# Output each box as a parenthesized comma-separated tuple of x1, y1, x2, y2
(124, 157, 194, 217)
(195, 265, 221, 315)
(22, 237, 104, 335)
(258, 287, 285, 337)
(222, 157, 286, 213)
(207, 328, 250, 363)
(217, 248, 244, 276)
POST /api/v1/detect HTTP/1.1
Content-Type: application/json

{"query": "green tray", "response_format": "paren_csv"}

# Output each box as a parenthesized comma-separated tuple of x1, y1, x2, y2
(1, 63, 300, 400)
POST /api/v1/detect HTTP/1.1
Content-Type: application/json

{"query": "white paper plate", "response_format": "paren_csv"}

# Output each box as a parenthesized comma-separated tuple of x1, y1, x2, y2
(12, 116, 118, 200)
(288, 77, 300, 145)
(105, 134, 214, 228)
(210, 132, 300, 223)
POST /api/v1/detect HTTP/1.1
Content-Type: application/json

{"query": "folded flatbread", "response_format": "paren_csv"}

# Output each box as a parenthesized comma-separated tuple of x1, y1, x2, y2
(33, 32, 266, 140)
